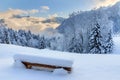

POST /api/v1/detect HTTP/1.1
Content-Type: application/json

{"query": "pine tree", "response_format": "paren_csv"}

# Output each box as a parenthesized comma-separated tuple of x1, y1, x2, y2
(88, 23, 103, 54)
(18, 30, 27, 46)
(0, 27, 5, 43)
(4, 28, 10, 44)
(38, 36, 46, 49)
(45, 38, 51, 49)
(103, 30, 113, 53)
(68, 37, 83, 53)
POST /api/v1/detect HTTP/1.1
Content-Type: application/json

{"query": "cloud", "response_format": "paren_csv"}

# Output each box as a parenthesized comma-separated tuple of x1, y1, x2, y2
(0, 8, 60, 34)
(8, 8, 39, 15)
(41, 6, 50, 10)
(0, 8, 40, 18)
(27, 9, 39, 14)
(94, 0, 120, 8)
(40, 6, 50, 12)
(48, 13, 58, 19)
(0, 5, 50, 17)
(8, 8, 28, 14)
(4, 17, 60, 34)
(0, 8, 26, 18)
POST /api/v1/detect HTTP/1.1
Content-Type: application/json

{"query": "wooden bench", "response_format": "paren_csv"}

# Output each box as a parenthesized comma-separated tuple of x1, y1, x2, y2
(14, 54, 73, 73)
(22, 61, 72, 73)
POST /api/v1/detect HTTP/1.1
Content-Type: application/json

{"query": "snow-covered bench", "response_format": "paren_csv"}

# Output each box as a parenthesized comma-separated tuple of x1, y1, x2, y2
(14, 54, 73, 73)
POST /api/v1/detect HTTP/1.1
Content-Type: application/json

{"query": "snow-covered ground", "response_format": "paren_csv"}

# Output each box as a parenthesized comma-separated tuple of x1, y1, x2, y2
(0, 36, 120, 80)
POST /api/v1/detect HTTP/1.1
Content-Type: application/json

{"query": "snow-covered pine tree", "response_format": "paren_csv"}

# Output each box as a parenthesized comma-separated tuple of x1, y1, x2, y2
(8, 28, 14, 44)
(18, 30, 28, 46)
(0, 27, 5, 43)
(88, 22, 103, 54)
(103, 30, 113, 53)
(68, 37, 75, 52)
(44, 38, 51, 49)
(32, 34, 40, 48)
(13, 31, 22, 45)
(26, 30, 33, 47)
(49, 37, 57, 50)
(4, 28, 10, 44)
(38, 36, 46, 49)
(68, 36, 83, 53)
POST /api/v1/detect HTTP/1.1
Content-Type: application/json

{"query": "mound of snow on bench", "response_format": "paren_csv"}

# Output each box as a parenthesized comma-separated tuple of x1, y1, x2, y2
(14, 53, 73, 68)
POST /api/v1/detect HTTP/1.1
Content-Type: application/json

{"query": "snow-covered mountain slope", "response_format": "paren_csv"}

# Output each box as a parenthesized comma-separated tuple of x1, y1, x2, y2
(0, 36, 120, 80)
(57, 8, 114, 52)
(57, 1, 120, 35)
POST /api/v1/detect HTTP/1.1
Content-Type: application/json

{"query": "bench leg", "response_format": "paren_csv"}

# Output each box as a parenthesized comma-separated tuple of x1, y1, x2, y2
(22, 62, 32, 69)
(63, 68, 71, 73)
(26, 65, 32, 69)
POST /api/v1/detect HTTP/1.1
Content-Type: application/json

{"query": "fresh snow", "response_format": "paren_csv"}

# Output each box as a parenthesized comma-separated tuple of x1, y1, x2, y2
(0, 36, 120, 80)
(53, 68, 68, 75)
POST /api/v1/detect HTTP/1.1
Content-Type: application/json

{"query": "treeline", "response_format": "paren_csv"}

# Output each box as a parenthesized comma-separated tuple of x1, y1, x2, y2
(0, 26, 50, 49)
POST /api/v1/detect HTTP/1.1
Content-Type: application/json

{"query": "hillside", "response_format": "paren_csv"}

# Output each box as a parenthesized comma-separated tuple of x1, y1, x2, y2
(57, 2, 120, 34)
(56, 2, 120, 53)
(0, 36, 120, 80)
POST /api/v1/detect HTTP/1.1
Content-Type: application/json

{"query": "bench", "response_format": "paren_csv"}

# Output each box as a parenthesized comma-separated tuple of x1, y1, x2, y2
(14, 54, 73, 73)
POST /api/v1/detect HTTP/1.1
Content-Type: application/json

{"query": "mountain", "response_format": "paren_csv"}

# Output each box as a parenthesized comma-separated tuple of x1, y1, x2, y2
(106, 2, 120, 34)
(57, 8, 112, 51)
(57, 1, 120, 34)
(56, 3, 120, 52)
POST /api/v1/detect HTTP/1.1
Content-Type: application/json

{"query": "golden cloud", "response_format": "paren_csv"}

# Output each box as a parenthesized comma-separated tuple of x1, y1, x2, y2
(0, 8, 39, 19)
(0, 9, 60, 34)
(95, 0, 120, 8)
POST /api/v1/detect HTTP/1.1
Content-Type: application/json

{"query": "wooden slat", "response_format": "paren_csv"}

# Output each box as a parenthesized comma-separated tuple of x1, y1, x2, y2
(22, 61, 72, 73)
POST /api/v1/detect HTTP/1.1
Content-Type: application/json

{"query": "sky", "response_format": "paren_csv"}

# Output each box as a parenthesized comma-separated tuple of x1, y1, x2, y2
(0, 0, 119, 18)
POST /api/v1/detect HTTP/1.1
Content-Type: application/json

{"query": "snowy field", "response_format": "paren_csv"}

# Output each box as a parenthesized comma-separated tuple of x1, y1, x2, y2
(0, 36, 120, 80)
